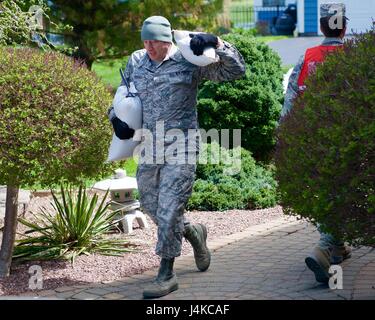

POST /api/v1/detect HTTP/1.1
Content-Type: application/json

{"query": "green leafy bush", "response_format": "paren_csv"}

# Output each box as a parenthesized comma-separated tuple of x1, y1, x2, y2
(13, 185, 134, 262)
(188, 179, 246, 211)
(187, 143, 278, 211)
(275, 30, 375, 246)
(0, 47, 116, 188)
(197, 33, 284, 160)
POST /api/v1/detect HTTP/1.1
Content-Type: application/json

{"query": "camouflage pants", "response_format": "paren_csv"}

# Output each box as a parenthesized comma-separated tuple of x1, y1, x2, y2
(136, 163, 196, 259)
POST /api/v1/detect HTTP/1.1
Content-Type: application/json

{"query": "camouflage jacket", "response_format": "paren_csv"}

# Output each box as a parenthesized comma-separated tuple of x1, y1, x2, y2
(121, 40, 246, 134)
(281, 37, 344, 118)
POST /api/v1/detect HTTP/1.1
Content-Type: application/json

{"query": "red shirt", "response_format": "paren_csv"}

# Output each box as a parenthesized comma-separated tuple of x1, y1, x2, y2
(297, 45, 343, 92)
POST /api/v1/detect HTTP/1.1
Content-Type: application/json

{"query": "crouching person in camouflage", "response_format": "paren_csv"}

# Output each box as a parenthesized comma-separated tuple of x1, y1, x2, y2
(109, 15, 246, 298)
(281, 3, 351, 284)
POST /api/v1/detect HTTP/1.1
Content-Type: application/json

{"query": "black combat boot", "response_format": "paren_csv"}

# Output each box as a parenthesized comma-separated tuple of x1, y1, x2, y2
(184, 223, 211, 271)
(305, 246, 331, 283)
(143, 258, 178, 299)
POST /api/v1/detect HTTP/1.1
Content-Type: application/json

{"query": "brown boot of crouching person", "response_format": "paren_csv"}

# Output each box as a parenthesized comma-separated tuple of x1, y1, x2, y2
(330, 244, 352, 265)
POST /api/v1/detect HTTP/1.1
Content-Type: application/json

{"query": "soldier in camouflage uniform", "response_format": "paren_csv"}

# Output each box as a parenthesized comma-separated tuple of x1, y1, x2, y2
(281, 3, 352, 284)
(108, 16, 246, 298)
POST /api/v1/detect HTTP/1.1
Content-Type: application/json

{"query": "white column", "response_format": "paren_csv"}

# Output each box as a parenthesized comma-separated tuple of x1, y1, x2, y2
(297, 0, 305, 34)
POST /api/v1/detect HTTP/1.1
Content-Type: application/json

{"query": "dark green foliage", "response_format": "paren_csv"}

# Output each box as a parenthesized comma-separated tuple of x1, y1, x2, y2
(188, 179, 245, 211)
(197, 33, 284, 160)
(13, 185, 135, 262)
(0, 47, 115, 188)
(48, 0, 223, 69)
(275, 30, 375, 246)
(187, 143, 278, 211)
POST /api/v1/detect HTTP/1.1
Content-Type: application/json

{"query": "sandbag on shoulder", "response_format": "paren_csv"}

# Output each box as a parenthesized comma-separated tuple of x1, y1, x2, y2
(173, 30, 219, 67)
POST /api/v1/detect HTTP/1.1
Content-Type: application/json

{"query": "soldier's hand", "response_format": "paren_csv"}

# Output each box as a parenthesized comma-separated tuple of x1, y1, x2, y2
(111, 117, 135, 140)
(189, 33, 219, 56)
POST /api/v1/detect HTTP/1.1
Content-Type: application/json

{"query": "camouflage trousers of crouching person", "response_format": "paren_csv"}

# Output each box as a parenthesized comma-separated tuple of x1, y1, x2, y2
(136, 163, 196, 259)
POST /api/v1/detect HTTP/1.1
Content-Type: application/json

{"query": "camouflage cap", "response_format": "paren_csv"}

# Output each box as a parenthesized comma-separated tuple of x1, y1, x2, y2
(320, 3, 349, 20)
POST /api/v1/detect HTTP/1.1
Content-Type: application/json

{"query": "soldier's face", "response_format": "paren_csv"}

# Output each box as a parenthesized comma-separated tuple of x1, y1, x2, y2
(144, 40, 171, 61)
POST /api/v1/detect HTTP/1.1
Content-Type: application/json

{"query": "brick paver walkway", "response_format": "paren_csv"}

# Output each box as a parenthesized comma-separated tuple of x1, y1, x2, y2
(2, 217, 374, 300)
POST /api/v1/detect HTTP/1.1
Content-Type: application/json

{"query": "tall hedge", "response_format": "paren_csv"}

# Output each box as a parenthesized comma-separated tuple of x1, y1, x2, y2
(0, 47, 114, 188)
(275, 30, 375, 246)
(197, 32, 284, 160)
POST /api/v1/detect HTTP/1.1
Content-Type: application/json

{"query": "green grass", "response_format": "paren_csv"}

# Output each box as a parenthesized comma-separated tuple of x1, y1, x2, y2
(24, 158, 137, 192)
(123, 158, 137, 177)
(256, 35, 291, 43)
(83, 158, 137, 187)
(92, 58, 128, 89)
(22, 158, 137, 190)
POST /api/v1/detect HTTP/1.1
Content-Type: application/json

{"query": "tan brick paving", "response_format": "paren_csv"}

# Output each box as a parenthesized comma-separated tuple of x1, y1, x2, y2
(1, 217, 374, 300)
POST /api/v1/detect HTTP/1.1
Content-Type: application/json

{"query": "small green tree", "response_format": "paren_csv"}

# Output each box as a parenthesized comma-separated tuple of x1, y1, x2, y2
(0, 47, 114, 276)
(275, 29, 375, 246)
(197, 32, 284, 161)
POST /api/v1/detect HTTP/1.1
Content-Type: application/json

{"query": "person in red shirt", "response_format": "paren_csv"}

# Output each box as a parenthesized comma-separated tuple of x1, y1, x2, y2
(281, 3, 352, 284)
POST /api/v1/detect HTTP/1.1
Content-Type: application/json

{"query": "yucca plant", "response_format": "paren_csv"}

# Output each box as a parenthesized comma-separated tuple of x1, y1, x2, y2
(13, 185, 135, 263)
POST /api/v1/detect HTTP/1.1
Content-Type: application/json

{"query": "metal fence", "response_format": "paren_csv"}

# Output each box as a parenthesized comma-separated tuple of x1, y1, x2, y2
(230, 5, 286, 29)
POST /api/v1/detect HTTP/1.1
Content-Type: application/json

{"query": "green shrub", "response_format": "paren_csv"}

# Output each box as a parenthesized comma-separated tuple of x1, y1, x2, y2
(188, 178, 246, 211)
(0, 47, 117, 188)
(197, 32, 284, 161)
(275, 30, 375, 246)
(187, 143, 278, 211)
(13, 185, 134, 262)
